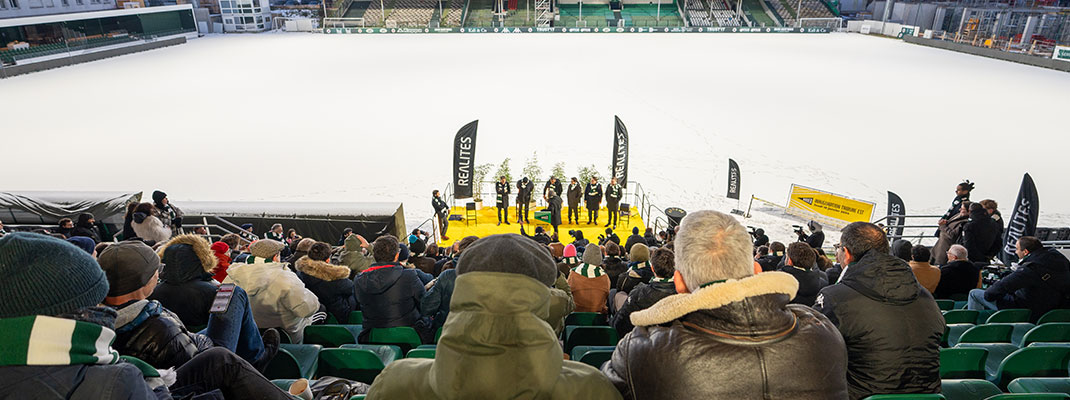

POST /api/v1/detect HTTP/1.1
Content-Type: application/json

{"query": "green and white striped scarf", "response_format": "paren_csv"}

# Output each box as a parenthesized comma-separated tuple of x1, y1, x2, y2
(571, 263, 605, 278)
(629, 261, 651, 273)
(652, 275, 674, 283)
(246, 256, 274, 264)
(0, 315, 120, 366)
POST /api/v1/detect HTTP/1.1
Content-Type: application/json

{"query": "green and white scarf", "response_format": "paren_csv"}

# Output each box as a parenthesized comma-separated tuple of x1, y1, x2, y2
(652, 275, 674, 283)
(0, 315, 120, 366)
(628, 261, 651, 273)
(571, 263, 605, 278)
(246, 256, 274, 264)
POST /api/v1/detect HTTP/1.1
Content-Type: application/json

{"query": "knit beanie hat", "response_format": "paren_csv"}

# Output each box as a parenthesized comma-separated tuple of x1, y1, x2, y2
(66, 236, 96, 254)
(152, 190, 167, 204)
(563, 244, 577, 258)
(0, 233, 110, 318)
(295, 238, 316, 252)
(211, 241, 230, 257)
(398, 243, 411, 263)
(629, 243, 650, 263)
(457, 234, 557, 287)
(582, 244, 603, 266)
(97, 241, 163, 297)
(250, 240, 285, 259)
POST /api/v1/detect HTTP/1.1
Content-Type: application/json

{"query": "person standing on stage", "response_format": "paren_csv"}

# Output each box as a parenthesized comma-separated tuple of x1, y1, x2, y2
(605, 177, 623, 229)
(516, 177, 535, 224)
(548, 189, 563, 235)
(567, 177, 582, 225)
(496, 176, 511, 226)
(544, 176, 564, 203)
(585, 177, 604, 226)
(432, 190, 450, 241)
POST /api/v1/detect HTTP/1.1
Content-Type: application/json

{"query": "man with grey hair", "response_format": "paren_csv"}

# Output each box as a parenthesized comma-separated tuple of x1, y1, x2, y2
(601, 210, 848, 399)
(813, 222, 944, 400)
(933, 244, 980, 299)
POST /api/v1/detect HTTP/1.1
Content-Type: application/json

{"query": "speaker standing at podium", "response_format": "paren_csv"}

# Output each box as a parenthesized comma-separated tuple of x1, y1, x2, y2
(495, 176, 511, 226)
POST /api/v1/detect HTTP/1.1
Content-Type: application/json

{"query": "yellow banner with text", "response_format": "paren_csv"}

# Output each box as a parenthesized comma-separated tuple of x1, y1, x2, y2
(787, 184, 875, 223)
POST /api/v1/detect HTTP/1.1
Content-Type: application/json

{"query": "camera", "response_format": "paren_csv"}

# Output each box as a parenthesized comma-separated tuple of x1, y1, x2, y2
(792, 225, 804, 233)
(568, 230, 578, 238)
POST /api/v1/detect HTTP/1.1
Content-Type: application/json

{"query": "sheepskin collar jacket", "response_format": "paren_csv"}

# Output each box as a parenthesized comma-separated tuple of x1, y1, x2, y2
(296, 256, 357, 324)
(601, 272, 848, 400)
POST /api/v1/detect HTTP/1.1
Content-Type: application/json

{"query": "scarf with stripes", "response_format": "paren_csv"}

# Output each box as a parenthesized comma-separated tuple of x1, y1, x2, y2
(0, 315, 120, 366)
(571, 263, 605, 278)
(246, 256, 275, 264)
(652, 275, 674, 283)
(628, 261, 651, 274)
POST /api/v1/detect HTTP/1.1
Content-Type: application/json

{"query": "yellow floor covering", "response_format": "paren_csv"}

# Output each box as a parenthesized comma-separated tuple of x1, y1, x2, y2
(438, 205, 644, 247)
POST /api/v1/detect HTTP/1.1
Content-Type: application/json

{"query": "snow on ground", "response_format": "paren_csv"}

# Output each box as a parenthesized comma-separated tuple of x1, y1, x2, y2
(1, 32, 1069, 244)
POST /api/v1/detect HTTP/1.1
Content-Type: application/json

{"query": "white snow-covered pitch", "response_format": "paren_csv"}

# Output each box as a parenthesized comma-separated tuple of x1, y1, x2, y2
(1, 32, 1068, 241)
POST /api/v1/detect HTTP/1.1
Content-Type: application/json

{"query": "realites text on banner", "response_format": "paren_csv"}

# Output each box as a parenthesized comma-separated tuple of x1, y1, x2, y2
(727, 159, 741, 200)
(1001, 173, 1039, 267)
(787, 184, 875, 223)
(452, 120, 478, 199)
(887, 191, 905, 239)
(612, 116, 629, 188)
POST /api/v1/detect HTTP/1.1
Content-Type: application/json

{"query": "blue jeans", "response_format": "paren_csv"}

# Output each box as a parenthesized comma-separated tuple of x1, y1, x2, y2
(967, 288, 999, 311)
(198, 285, 265, 364)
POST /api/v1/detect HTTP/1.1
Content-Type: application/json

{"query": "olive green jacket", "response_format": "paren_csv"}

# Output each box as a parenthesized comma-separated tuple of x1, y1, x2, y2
(367, 272, 621, 400)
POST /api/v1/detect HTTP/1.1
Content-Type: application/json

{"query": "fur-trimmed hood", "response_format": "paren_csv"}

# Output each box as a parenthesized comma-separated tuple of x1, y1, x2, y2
(157, 234, 218, 283)
(631, 271, 798, 327)
(295, 256, 351, 281)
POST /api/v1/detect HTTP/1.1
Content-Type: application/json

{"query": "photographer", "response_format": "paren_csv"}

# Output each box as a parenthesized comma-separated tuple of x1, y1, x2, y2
(795, 221, 824, 249)
(568, 229, 589, 249)
(748, 227, 769, 248)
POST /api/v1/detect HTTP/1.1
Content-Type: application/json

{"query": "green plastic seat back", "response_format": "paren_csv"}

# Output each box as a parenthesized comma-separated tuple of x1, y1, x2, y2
(939, 379, 1001, 400)
(936, 300, 955, 311)
(349, 311, 364, 324)
(325, 313, 339, 325)
(1039, 310, 1070, 325)
(264, 348, 302, 380)
(577, 349, 614, 368)
(861, 394, 945, 399)
(957, 325, 1014, 346)
(1024, 324, 1070, 347)
(984, 394, 1070, 399)
(366, 327, 422, 353)
(993, 347, 1070, 389)
(269, 344, 321, 379)
(570, 345, 616, 361)
(564, 312, 607, 326)
(945, 324, 976, 347)
(945, 310, 980, 325)
(1007, 377, 1070, 395)
(304, 325, 361, 347)
(955, 343, 1020, 379)
(1000, 323, 1038, 347)
(1031, 343, 1070, 348)
(406, 348, 436, 359)
(339, 344, 401, 365)
(941, 348, 989, 379)
(350, 396, 366, 400)
(954, 301, 968, 310)
(989, 309, 1032, 324)
(317, 348, 387, 384)
(564, 326, 619, 353)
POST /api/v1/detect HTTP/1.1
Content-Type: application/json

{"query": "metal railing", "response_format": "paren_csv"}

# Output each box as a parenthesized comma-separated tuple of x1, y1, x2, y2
(871, 214, 946, 245)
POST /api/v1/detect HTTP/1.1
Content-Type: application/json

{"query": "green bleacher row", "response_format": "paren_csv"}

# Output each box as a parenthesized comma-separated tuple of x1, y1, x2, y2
(0, 35, 151, 64)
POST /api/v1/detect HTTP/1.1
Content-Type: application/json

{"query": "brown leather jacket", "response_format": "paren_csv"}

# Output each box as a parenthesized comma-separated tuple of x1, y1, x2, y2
(601, 272, 848, 400)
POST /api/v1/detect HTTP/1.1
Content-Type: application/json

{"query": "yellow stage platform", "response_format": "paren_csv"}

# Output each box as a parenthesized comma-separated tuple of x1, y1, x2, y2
(438, 205, 644, 247)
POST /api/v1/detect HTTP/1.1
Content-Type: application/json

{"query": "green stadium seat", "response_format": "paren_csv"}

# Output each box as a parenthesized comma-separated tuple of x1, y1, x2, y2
(945, 310, 980, 325)
(351, 396, 366, 400)
(265, 343, 322, 379)
(349, 311, 364, 324)
(365, 327, 423, 353)
(1008, 377, 1070, 395)
(989, 346, 1070, 389)
(316, 348, 389, 384)
(1040, 310, 1070, 325)
(955, 343, 1020, 378)
(861, 395, 944, 399)
(406, 348, 436, 359)
(563, 326, 619, 354)
(988, 309, 1032, 324)
(955, 325, 1013, 346)
(564, 312, 608, 326)
(570, 345, 615, 361)
(974, 310, 997, 325)
(945, 324, 976, 347)
(304, 325, 362, 347)
(939, 379, 1001, 400)
(955, 301, 968, 310)
(340, 344, 403, 363)
(936, 300, 956, 311)
(1023, 324, 1070, 347)
(271, 379, 297, 392)
(575, 349, 613, 368)
(1002, 323, 1038, 346)
(1031, 343, 1070, 348)
(325, 313, 339, 324)
(941, 348, 989, 379)
(983, 394, 1070, 399)
(416, 344, 436, 350)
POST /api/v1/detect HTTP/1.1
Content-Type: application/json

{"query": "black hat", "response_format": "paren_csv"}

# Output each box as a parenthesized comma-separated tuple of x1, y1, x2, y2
(152, 190, 167, 204)
(97, 241, 163, 297)
(457, 234, 556, 287)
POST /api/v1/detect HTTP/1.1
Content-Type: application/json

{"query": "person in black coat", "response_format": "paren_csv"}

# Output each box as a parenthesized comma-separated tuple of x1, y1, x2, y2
(584, 177, 603, 225)
(940, 180, 974, 223)
(600, 227, 621, 246)
(521, 225, 552, 245)
(604, 177, 623, 228)
(495, 176, 511, 225)
(933, 245, 980, 299)
(516, 177, 535, 224)
(149, 234, 220, 328)
(751, 228, 769, 247)
(610, 247, 676, 337)
(601, 241, 628, 287)
(432, 190, 450, 240)
(566, 177, 582, 224)
(961, 203, 1002, 264)
(297, 242, 357, 324)
(354, 235, 433, 343)
(547, 189, 563, 235)
(796, 220, 824, 249)
(756, 242, 785, 272)
(814, 222, 944, 400)
(70, 212, 101, 243)
(544, 176, 563, 203)
(779, 243, 828, 306)
(970, 236, 1070, 321)
(624, 227, 644, 254)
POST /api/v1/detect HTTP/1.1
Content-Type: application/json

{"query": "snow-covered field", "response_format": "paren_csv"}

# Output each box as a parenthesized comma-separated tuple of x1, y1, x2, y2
(2, 32, 1068, 243)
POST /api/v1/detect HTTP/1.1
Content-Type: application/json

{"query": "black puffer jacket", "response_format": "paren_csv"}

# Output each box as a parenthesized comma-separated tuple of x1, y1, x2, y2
(149, 235, 219, 328)
(354, 263, 426, 330)
(297, 256, 357, 324)
(756, 254, 781, 272)
(985, 247, 1070, 321)
(609, 280, 675, 337)
(814, 251, 945, 400)
(602, 256, 628, 288)
(603, 272, 848, 400)
(962, 208, 1002, 263)
(933, 260, 979, 299)
(779, 265, 828, 307)
(113, 300, 213, 369)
